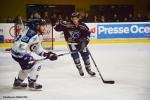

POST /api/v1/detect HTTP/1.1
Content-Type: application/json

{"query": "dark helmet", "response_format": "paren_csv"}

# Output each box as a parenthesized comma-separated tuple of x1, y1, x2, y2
(71, 12, 80, 18)
(32, 19, 46, 26)
(27, 19, 46, 29)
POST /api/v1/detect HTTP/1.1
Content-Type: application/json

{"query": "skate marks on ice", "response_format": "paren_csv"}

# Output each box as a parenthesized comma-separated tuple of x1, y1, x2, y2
(0, 43, 150, 100)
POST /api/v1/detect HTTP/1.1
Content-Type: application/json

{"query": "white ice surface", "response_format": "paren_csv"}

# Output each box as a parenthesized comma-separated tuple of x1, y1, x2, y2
(0, 43, 150, 100)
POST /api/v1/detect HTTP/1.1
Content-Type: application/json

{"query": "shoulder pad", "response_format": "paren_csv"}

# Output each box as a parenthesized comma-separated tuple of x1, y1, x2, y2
(26, 29, 37, 37)
(21, 29, 37, 43)
(79, 23, 89, 30)
(80, 22, 87, 26)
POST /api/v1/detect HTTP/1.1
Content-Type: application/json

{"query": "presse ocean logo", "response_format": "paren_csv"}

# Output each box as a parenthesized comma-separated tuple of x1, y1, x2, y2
(97, 23, 150, 39)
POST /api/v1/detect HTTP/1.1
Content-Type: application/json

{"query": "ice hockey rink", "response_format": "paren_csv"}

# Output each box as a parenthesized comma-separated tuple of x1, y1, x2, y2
(0, 43, 150, 100)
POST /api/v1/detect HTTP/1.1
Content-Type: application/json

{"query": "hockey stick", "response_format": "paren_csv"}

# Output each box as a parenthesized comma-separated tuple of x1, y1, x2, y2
(68, 42, 114, 84)
(87, 48, 115, 84)
(29, 51, 76, 64)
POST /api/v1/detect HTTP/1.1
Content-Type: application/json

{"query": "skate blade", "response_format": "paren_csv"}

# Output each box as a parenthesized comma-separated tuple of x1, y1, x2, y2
(79, 73, 84, 76)
(13, 86, 27, 89)
(88, 74, 96, 77)
(29, 87, 42, 91)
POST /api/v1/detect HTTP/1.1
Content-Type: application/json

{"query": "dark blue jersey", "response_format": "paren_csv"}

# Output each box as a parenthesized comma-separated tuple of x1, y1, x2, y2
(54, 21, 91, 43)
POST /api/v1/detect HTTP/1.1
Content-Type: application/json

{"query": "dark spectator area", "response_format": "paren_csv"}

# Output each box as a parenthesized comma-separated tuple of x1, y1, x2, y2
(1, 5, 150, 23)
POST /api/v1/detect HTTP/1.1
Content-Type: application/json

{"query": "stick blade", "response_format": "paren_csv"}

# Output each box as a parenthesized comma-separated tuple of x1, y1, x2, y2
(104, 80, 115, 84)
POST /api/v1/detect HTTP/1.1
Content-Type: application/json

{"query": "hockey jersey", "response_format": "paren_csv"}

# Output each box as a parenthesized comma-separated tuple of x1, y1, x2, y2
(54, 21, 91, 43)
(11, 29, 46, 58)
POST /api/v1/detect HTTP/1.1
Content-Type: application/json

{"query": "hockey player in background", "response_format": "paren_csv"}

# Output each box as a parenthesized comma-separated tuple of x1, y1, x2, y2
(54, 12, 96, 76)
(11, 19, 58, 90)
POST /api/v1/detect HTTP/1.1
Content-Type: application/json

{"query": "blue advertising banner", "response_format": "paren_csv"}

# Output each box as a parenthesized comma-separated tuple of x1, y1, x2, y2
(97, 22, 150, 39)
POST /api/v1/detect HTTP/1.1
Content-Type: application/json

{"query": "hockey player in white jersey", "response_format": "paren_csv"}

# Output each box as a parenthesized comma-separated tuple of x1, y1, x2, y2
(11, 19, 58, 90)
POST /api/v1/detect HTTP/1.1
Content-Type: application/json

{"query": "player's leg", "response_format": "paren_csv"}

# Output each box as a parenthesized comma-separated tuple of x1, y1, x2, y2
(28, 62, 42, 90)
(80, 48, 96, 76)
(12, 54, 35, 88)
(68, 44, 84, 76)
(12, 55, 34, 88)
(13, 70, 30, 88)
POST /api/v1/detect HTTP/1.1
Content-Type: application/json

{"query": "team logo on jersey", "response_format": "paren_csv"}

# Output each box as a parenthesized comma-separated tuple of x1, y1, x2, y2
(69, 30, 80, 39)
(19, 44, 26, 50)
(21, 35, 30, 43)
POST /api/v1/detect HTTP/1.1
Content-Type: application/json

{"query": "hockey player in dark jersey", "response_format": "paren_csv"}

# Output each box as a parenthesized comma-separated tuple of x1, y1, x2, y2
(54, 12, 96, 76)
(11, 19, 58, 90)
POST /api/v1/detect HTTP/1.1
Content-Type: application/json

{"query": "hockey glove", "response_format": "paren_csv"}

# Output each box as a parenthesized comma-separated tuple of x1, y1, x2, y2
(78, 38, 90, 51)
(43, 52, 58, 61)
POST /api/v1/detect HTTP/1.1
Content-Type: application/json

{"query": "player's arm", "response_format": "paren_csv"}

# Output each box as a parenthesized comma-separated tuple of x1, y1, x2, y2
(29, 36, 58, 61)
(78, 23, 91, 51)
(80, 23, 91, 38)
(31, 43, 58, 61)
(54, 20, 67, 32)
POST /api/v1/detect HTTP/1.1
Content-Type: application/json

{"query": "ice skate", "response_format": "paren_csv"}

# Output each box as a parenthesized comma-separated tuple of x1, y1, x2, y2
(76, 65, 84, 76)
(13, 78, 27, 89)
(85, 67, 96, 76)
(28, 78, 42, 90)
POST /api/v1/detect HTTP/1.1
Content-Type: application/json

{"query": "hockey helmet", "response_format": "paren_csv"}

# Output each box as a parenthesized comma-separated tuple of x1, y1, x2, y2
(27, 19, 46, 29)
(71, 12, 80, 18)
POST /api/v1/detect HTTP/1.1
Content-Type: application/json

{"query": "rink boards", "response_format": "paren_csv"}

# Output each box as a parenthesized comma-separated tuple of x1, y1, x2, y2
(0, 22, 150, 47)
(87, 22, 150, 39)
(0, 39, 150, 48)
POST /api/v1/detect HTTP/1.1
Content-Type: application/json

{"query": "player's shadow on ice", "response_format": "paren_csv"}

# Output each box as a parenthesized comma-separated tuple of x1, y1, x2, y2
(0, 86, 15, 96)
(0, 85, 41, 95)
(0, 85, 22, 93)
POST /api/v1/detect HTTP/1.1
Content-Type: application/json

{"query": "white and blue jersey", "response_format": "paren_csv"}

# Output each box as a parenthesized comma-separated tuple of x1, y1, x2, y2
(11, 29, 46, 58)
